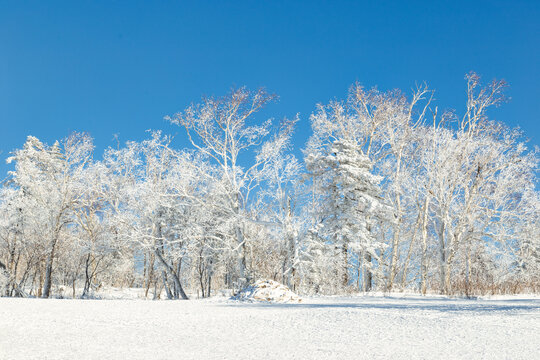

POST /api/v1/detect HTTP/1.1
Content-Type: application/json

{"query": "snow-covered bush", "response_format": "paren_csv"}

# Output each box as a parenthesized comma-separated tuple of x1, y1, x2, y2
(232, 279, 302, 303)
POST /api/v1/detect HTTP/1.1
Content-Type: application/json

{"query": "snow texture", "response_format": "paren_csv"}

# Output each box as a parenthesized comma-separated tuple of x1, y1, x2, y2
(1, 294, 539, 359)
(231, 279, 302, 303)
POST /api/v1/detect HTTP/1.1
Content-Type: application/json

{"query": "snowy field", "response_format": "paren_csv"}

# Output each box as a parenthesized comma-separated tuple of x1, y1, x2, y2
(1, 294, 539, 360)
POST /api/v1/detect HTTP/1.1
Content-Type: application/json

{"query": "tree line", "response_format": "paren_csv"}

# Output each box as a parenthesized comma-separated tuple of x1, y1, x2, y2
(1, 72, 538, 299)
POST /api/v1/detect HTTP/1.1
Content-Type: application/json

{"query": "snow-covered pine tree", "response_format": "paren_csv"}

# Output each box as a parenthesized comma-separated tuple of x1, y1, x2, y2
(306, 139, 388, 291)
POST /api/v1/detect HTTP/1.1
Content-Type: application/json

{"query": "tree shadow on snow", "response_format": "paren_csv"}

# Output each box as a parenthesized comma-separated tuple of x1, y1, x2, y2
(224, 297, 540, 315)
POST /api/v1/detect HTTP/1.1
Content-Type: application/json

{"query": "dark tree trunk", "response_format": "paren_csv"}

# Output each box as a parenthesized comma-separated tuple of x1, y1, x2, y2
(342, 243, 349, 287)
(364, 253, 372, 292)
(162, 271, 173, 299)
(154, 249, 188, 300)
(82, 254, 92, 297)
(42, 248, 56, 298)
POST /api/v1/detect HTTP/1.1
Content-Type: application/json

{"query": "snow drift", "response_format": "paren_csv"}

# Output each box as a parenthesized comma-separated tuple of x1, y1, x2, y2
(232, 279, 302, 303)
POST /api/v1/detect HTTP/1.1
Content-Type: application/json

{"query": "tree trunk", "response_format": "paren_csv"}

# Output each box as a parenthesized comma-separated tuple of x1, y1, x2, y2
(363, 253, 372, 292)
(37, 266, 43, 298)
(154, 249, 189, 300)
(233, 192, 248, 286)
(144, 253, 155, 298)
(388, 211, 402, 290)
(162, 271, 173, 299)
(401, 214, 421, 288)
(82, 254, 92, 297)
(437, 218, 448, 294)
(207, 265, 212, 298)
(420, 196, 431, 295)
(342, 243, 349, 288)
(388, 147, 404, 291)
(235, 225, 247, 285)
(42, 241, 57, 298)
(465, 244, 471, 297)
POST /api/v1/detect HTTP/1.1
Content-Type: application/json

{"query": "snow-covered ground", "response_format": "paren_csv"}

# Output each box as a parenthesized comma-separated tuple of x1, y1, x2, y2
(1, 294, 539, 359)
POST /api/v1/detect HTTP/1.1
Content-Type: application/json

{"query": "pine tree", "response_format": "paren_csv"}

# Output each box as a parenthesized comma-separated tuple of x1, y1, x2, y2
(306, 139, 389, 291)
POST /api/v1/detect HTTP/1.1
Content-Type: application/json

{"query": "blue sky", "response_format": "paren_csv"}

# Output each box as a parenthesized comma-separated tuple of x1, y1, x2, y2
(1, 0, 539, 175)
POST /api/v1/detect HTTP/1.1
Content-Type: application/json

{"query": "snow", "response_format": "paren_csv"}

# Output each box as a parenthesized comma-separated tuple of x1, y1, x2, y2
(0, 294, 539, 359)
(232, 279, 302, 303)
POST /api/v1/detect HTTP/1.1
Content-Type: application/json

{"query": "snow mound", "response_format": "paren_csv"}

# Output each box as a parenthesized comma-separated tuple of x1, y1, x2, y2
(232, 279, 302, 303)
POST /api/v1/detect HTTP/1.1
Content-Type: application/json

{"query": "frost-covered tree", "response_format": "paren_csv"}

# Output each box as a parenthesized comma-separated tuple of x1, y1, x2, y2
(402, 74, 539, 295)
(167, 88, 293, 287)
(251, 117, 303, 289)
(7, 133, 93, 298)
(306, 139, 389, 291)
(72, 161, 124, 297)
(0, 74, 538, 299)
(305, 84, 433, 292)
(105, 132, 204, 299)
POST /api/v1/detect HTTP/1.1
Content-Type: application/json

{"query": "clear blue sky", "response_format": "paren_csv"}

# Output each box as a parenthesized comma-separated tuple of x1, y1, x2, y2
(1, 0, 539, 174)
